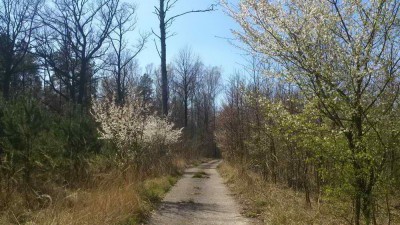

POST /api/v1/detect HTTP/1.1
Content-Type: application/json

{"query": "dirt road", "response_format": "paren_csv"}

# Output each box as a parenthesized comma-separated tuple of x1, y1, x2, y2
(147, 160, 252, 225)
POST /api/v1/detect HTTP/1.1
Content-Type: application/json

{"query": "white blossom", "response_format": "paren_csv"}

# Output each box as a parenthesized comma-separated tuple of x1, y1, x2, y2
(91, 95, 182, 163)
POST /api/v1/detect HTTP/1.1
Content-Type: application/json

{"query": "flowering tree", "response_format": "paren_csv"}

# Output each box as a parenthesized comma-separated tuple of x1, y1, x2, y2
(91, 95, 182, 170)
(91, 96, 145, 166)
(143, 115, 182, 147)
(223, 0, 400, 224)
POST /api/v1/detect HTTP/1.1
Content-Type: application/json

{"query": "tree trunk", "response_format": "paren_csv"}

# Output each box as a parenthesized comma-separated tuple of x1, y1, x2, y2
(2, 72, 11, 100)
(355, 191, 361, 225)
(304, 163, 311, 208)
(117, 69, 123, 105)
(78, 60, 88, 106)
(2, 54, 12, 100)
(270, 135, 277, 184)
(160, 0, 168, 116)
(184, 95, 188, 127)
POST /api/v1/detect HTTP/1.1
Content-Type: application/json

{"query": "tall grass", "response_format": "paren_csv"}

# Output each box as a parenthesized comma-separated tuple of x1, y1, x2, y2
(218, 162, 346, 225)
(0, 157, 186, 225)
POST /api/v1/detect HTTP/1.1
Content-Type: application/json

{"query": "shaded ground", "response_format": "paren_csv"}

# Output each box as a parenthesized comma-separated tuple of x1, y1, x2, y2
(147, 160, 252, 225)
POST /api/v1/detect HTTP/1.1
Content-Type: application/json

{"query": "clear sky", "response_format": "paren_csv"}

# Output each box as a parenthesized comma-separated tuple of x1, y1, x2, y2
(132, 0, 244, 79)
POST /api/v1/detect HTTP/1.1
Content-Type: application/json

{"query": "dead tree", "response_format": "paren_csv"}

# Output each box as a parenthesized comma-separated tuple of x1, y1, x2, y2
(153, 0, 215, 116)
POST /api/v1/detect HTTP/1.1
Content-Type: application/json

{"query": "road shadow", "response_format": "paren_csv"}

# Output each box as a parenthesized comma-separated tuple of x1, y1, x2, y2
(157, 201, 226, 214)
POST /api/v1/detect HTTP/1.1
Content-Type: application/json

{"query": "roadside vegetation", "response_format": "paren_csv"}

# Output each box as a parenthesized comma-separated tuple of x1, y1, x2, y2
(217, 1, 400, 224)
(20, 174, 179, 225)
(219, 162, 342, 224)
(2, 0, 400, 224)
(0, 0, 219, 224)
(0, 96, 186, 224)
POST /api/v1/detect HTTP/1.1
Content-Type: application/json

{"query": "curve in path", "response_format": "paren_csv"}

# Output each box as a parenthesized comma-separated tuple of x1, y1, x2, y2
(147, 160, 252, 225)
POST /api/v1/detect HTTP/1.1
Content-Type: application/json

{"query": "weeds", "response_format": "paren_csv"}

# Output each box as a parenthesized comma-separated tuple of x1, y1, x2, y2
(142, 176, 177, 203)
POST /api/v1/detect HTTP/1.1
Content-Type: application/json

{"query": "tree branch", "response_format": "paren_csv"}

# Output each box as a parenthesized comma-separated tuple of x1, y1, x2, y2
(165, 4, 216, 25)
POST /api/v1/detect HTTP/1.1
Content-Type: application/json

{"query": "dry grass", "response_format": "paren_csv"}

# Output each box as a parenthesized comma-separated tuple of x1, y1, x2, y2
(0, 157, 187, 225)
(218, 162, 345, 225)
(0, 174, 177, 225)
(30, 182, 144, 225)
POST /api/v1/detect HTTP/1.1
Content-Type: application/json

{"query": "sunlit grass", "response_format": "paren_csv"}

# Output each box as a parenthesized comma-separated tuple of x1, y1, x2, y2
(0, 161, 183, 225)
(218, 162, 343, 225)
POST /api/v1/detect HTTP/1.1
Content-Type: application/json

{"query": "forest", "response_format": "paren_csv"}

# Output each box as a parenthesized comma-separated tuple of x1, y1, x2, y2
(1, 0, 400, 225)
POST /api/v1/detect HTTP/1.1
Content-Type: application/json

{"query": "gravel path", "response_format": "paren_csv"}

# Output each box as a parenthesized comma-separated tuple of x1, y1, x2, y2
(147, 160, 252, 225)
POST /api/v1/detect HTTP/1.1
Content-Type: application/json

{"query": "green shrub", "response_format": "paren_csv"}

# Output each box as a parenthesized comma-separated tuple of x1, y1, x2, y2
(0, 97, 102, 208)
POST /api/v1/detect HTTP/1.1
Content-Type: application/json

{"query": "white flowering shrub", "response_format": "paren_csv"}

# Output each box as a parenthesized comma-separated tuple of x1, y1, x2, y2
(143, 115, 183, 147)
(91, 96, 182, 167)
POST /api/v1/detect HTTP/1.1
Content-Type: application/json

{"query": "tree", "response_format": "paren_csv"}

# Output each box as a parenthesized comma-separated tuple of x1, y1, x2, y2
(153, 0, 215, 116)
(172, 47, 202, 127)
(220, 73, 247, 161)
(38, 0, 121, 107)
(200, 66, 222, 131)
(137, 73, 154, 107)
(224, 0, 400, 224)
(107, 2, 148, 105)
(199, 66, 221, 156)
(10, 52, 41, 97)
(153, 63, 174, 115)
(100, 60, 139, 103)
(91, 92, 182, 172)
(37, 36, 80, 110)
(0, 0, 42, 100)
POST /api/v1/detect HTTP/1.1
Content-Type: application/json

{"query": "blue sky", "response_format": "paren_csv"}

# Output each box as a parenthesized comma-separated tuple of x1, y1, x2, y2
(132, 0, 244, 79)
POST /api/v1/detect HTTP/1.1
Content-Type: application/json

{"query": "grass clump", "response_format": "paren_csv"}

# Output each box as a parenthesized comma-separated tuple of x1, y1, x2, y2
(143, 176, 178, 202)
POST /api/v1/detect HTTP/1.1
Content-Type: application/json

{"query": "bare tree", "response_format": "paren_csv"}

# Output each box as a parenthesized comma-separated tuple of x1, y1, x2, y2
(107, 2, 148, 105)
(202, 66, 221, 156)
(0, 0, 42, 100)
(224, 73, 247, 159)
(200, 66, 221, 131)
(38, 0, 121, 107)
(173, 46, 202, 127)
(153, 0, 215, 116)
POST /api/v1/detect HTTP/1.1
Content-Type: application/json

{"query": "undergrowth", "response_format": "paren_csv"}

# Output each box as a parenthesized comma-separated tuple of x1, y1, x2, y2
(0, 158, 185, 225)
(218, 162, 345, 225)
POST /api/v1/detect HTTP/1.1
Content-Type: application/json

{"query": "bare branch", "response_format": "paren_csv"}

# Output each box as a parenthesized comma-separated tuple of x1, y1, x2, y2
(165, 4, 216, 25)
